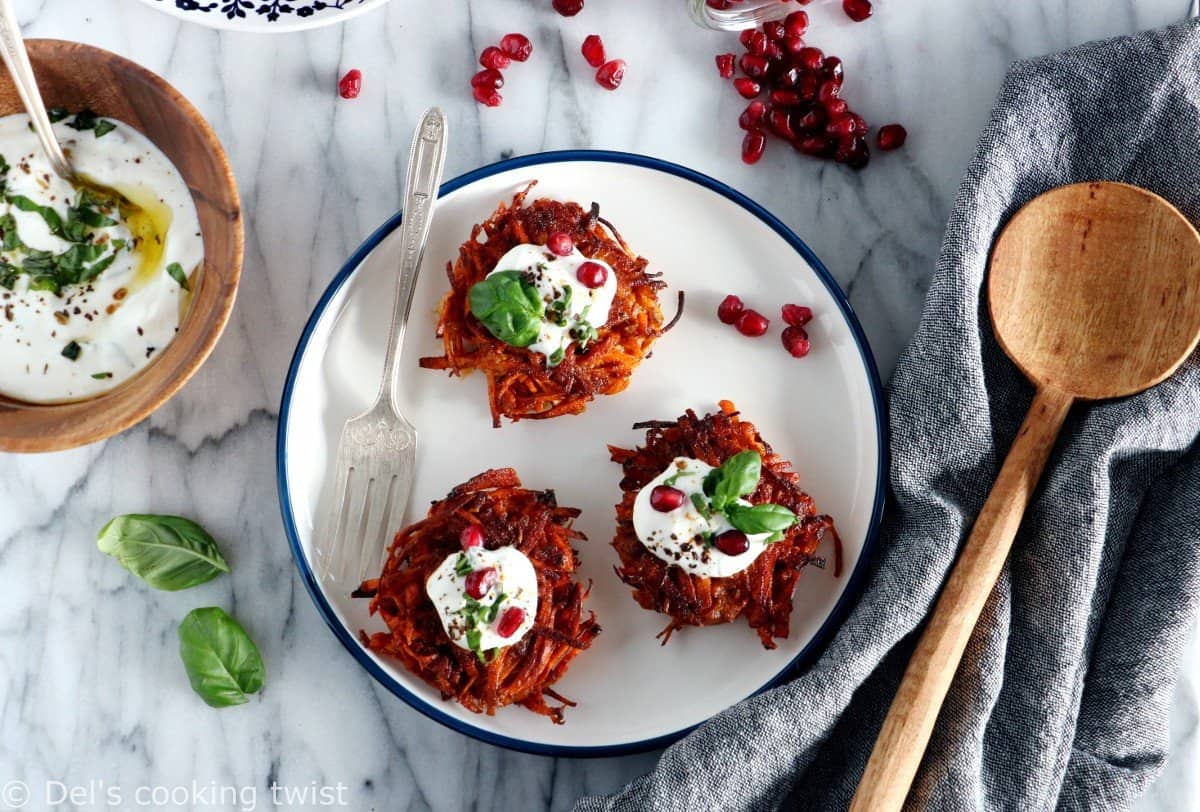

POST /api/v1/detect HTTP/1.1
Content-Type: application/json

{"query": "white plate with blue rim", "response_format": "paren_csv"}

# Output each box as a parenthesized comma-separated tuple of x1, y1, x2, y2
(277, 150, 886, 756)
(136, 0, 390, 33)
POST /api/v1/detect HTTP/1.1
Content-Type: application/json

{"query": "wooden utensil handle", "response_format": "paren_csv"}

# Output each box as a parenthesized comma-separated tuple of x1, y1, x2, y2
(850, 385, 1074, 812)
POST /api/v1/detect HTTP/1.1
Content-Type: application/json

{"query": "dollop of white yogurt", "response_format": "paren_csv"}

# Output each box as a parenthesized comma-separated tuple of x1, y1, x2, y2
(426, 545, 538, 653)
(0, 112, 204, 404)
(486, 243, 617, 365)
(632, 457, 775, 578)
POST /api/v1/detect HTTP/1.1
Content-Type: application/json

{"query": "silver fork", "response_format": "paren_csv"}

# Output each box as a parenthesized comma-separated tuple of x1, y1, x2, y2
(317, 107, 448, 588)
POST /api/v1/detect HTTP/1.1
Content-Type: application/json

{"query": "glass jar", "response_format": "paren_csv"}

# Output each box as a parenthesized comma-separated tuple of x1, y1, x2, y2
(689, 0, 793, 30)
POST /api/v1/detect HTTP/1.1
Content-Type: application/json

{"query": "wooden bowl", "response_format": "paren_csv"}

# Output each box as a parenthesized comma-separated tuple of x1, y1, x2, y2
(0, 40, 242, 453)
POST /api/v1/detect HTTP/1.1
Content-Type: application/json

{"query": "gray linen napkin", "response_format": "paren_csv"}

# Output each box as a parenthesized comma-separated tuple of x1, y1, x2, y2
(578, 19, 1200, 812)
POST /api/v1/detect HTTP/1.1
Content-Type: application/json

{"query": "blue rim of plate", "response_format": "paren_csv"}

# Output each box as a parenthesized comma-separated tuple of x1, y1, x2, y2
(277, 149, 888, 758)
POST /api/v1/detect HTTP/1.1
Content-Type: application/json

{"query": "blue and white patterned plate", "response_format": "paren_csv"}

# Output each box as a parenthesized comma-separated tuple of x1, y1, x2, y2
(136, 0, 391, 33)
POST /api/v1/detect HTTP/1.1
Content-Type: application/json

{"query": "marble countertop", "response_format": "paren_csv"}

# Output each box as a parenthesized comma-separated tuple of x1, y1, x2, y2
(3, 0, 1198, 809)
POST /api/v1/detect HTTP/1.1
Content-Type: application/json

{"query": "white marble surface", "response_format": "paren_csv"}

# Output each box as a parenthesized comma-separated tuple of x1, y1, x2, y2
(2, 0, 1198, 809)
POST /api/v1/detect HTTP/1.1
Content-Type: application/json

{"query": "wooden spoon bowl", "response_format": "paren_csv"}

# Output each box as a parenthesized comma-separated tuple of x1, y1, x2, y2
(0, 39, 242, 453)
(852, 181, 1200, 811)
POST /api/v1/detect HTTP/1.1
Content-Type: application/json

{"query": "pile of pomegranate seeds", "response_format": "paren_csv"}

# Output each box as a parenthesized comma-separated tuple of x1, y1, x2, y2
(338, 69, 362, 99)
(471, 33, 533, 107)
(579, 34, 626, 91)
(718, 295, 814, 359)
(716, 10, 904, 169)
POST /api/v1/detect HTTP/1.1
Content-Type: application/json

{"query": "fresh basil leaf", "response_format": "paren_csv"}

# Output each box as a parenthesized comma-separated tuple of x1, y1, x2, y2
(724, 502, 798, 536)
(93, 119, 117, 138)
(468, 270, 544, 348)
(0, 213, 18, 250)
(177, 607, 265, 708)
(166, 261, 190, 291)
(91, 371, 113, 380)
(690, 492, 712, 519)
(711, 451, 762, 512)
(8, 194, 64, 237)
(96, 514, 230, 591)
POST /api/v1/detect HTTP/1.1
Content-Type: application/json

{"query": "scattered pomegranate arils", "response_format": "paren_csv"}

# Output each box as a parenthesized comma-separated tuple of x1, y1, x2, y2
(817, 80, 841, 105)
(767, 108, 795, 140)
(826, 114, 857, 138)
(764, 41, 784, 61)
(763, 21, 786, 42)
(736, 308, 770, 336)
(465, 567, 499, 599)
(878, 123, 908, 150)
(739, 29, 757, 48)
(782, 304, 813, 327)
(746, 30, 768, 56)
(547, 232, 575, 256)
(716, 53, 736, 79)
(739, 53, 770, 79)
(576, 260, 608, 288)
(471, 69, 504, 90)
(769, 89, 803, 107)
(496, 606, 526, 638)
(582, 34, 606, 68)
(784, 10, 809, 38)
(796, 47, 824, 72)
(595, 59, 626, 90)
(783, 36, 806, 55)
(781, 325, 811, 358)
(777, 66, 801, 88)
(473, 86, 503, 107)
(500, 33, 534, 62)
(552, 0, 584, 16)
(741, 130, 766, 165)
(338, 69, 362, 99)
(460, 525, 485, 550)
(738, 101, 767, 130)
(795, 107, 826, 133)
(842, 0, 873, 22)
(823, 56, 844, 84)
(649, 485, 686, 512)
(835, 136, 870, 169)
(480, 46, 511, 70)
(823, 98, 848, 117)
(715, 530, 751, 556)
(797, 135, 834, 157)
(717, 294, 745, 324)
(797, 74, 819, 102)
(733, 77, 761, 99)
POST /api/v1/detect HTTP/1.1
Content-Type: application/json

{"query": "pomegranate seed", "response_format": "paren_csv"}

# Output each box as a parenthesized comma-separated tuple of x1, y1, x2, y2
(740, 54, 770, 79)
(464, 567, 499, 599)
(764, 41, 784, 61)
(547, 232, 575, 256)
(738, 100, 767, 130)
(500, 33, 533, 62)
(767, 108, 795, 140)
(480, 46, 511, 70)
(741, 130, 766, 165)
(826, 114, 857, 138)
(460, 525, 485, 550)
(784, 10, 809, 38)
(733, 77, 761, 99)
(797, 135, 834, 157)
(763, 21, 786, 42)
(817, 80, 840, 105)
(714, 530, 750, 556)
(850, 112, 868, 133)
(777, 66, 801, 88)
(782, 326, 811, 358)
(877, 123, 908, 150)
(823, 98, 848, 117)
(769, 89, 803, 108)
(553, 0, 584, 15)
(782, 304, 813, 327)
(716, 53, 736, 79)
(797, 74, 818, 102)
(795, 107, 826, 133)
(823, 56, 844, 85)
(739, 29, 757, 48)
(649, 485, 686, 512)
(576, 261, 608, 288)
(596, 59, 626, 91)
(473, 86, 502, 107)
(746, 30, 768, 56)
(471, 69, 504, 90)
(338, 69, 362, 99)
(736, 308, 769, 336)
(496, 606, 526, 638)
(783, 36, 806, 55)
(842, 0, 873, 22)
(717, 294, 745, 324)
(835, 136, 871, 169)
(796, 47, 824, 72)
(582, 35, 606, 68)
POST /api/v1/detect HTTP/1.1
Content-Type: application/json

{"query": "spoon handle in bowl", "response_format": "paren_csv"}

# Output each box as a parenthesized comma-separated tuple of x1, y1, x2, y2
(850, 384, 1075, 812)
(0, 0, 73, 180)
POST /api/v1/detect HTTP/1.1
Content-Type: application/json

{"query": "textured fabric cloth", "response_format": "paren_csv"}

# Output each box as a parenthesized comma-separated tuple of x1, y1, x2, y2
(577, 19, 1200, 812)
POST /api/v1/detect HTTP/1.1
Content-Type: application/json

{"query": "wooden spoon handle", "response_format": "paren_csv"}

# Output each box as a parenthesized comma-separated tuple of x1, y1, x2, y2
(850, 385, 1074, 812)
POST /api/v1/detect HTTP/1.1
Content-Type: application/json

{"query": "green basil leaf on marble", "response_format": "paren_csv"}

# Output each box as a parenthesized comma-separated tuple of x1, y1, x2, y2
(177, 607, 265, 708)
(96, 514, 229, 591)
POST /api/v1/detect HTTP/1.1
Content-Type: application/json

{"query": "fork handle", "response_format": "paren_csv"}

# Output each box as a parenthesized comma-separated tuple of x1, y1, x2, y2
(378, 107, 448, 410)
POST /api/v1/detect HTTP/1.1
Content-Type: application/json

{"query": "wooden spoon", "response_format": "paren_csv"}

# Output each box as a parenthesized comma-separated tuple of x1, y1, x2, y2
(851, 181, 1200, 812)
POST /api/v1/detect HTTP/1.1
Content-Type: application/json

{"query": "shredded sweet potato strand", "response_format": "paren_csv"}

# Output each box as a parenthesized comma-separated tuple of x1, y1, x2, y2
(356, 468, 601, 723)
(420, 184, 670, 426)
(610, 401, 841, 649)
